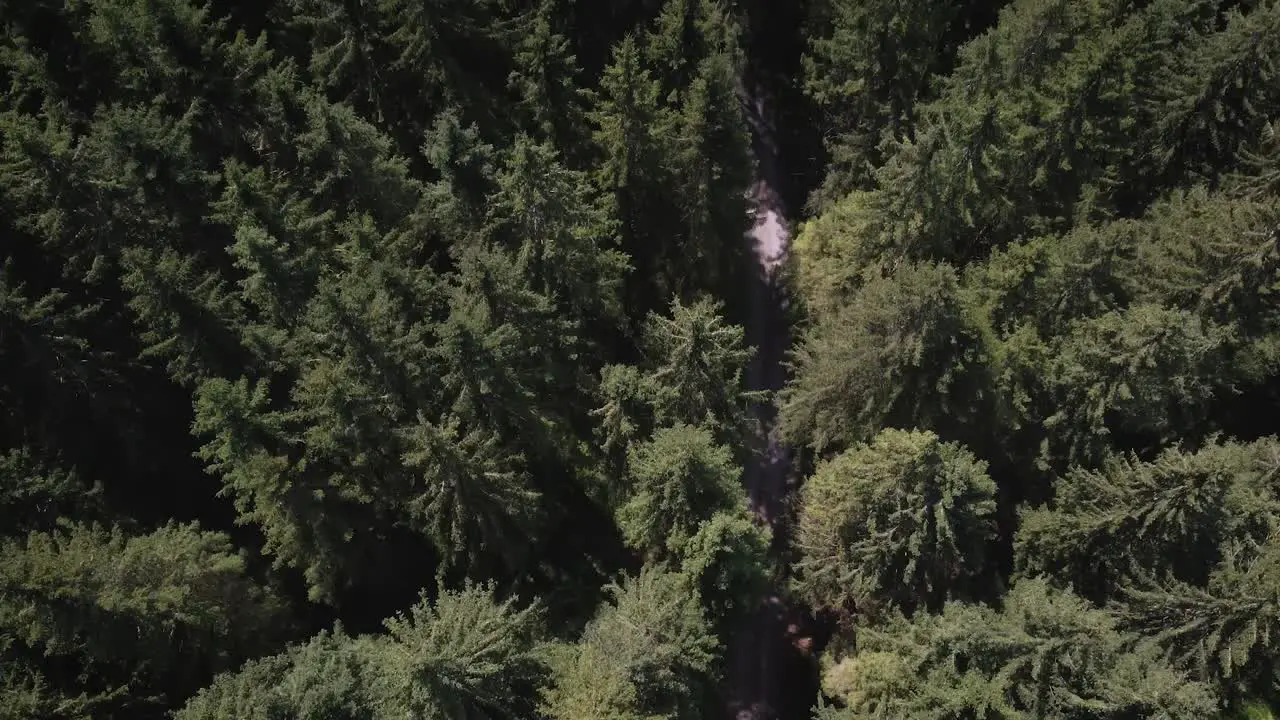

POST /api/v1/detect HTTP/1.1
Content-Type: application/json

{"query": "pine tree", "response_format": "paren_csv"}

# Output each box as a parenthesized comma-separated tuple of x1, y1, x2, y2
(588, 33, 668, 313)
(398, 415, 541, 579)
(372, 584, 547, 719)
(802, 0, 988, 209)
(819, 0, 1226, 265)
(1229, 121, 1280, 200)
(179, 585, 544, 720)
(508, 0, 591, 152)
(793, 429, 997, 619)
(0, 448, 99, 536)
(1018, 438, 1280, 602)
(0, 523, 286, 717)
(779, 262, 986, 453)
(664, 50, 752, 298)
(641, 297, 757, 444)
(1041, 304, 1232, 467)
(1150, 0, 1280, 196)
(617, 423, 742, 561)
(592, 364, 655, 482)
(1120, 536, 1280, 696)
(177, 629, 380, 720)
(817, 578, 1218, 719)
(677, 510, 771, 633)
(488, 136, 629, 340)
(542, 566, 717, 720)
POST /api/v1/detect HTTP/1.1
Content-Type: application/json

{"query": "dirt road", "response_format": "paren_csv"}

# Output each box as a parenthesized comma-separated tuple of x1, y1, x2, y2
(723, 81, 802, 720)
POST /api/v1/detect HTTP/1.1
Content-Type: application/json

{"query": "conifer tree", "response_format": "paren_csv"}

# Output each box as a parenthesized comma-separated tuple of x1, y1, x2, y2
(0, 448, 99, 536)
(488, 136, 629, 341)
(780, 262, 986, 453)
(589, 33, 668, 313)
(793, 429, 997, 619)
(665, 50, 752, 297)
(818, 578, 1218, 719)
(677, 510, 771, 634)
(542, 566, 718, 720)
(618, 423, 742, 561)
(1120, 536, 1280, 696)
(1149, 0, 1280, 197)
(0, 523, 286, 717)
(802, 0, 987, 208)
(508, 0, 591, 152)
(1019, 438, 1280, 601)
(642, 297, 757, 444)
(178, 585, 544, 720)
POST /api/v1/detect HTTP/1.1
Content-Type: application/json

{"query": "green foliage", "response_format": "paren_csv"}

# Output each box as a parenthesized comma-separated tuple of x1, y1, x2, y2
(587, 5, 752, 310)
(374, 585, 547, 719)
(0, 0, 767, 716)
(678, 510, 772, 633)
(821, 578, 1218, 719)
(0, 523, 286, 716)
(618, 424, 742, 560)
(15, 0, 1280, 716)
(508, 0, 590, 151)
(593, 364, 653, 477)
(542, 566, 718, 720)
(1120, 534, 1280, 694)
(179, 584, 544, 720)
(780, 263, 986, 453)
(399, 416, 541, 578)
(1018, 438, 1280, 599)
(802, 0, 984, 208)
(489, 136, 629, 336)
(793, 429, 997, 618)
(642, 297, 758, 443)
(1042, 303, 1232, 466)
(794, 0, 1280, 718)
(177, 629, 379, 720)
(0, 448, 98, 537)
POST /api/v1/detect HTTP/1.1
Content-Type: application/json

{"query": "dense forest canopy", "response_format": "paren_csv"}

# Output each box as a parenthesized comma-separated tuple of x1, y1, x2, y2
(2, 0, 1280, 719)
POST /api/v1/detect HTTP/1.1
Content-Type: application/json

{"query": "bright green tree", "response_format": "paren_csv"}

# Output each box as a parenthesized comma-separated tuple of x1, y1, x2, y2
(179, 585, 544, 720)
(779, 263, 986, 453)
(0, 523, 286, 718)
(817, 578, 1217, 719)
(542, 566, 718, 720)
(793, 429, 997, 619)
(618, 424, 742, 561)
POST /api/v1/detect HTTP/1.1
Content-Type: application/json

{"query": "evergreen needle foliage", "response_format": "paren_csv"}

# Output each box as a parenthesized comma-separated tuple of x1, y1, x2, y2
(5, 0, 1280, 715)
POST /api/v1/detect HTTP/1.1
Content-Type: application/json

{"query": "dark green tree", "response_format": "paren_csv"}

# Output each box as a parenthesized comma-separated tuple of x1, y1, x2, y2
(802, 0, 992, 208)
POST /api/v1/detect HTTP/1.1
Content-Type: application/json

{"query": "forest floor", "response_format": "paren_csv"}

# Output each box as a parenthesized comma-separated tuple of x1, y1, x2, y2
(723, 81, 817, 720)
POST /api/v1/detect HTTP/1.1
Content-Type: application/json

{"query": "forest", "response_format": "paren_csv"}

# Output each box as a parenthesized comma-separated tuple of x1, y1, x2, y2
(1, 0, 1279, 719)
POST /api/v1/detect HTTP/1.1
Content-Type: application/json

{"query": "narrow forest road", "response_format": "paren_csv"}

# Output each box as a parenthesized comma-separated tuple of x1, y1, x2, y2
(741, 83, 790, 530)
(723, 77, 813, 720)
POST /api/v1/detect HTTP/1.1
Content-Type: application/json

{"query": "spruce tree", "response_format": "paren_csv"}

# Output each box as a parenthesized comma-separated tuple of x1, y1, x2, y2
(779, 262, 986, 453)
(818, 578, 1217, 719)
(1018, 438, 1280, 601)
(793, 429, 997, 619)
(542, 566, 718, 720)
(0, 523, 286, 717)
(617, 423, 742, 561)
